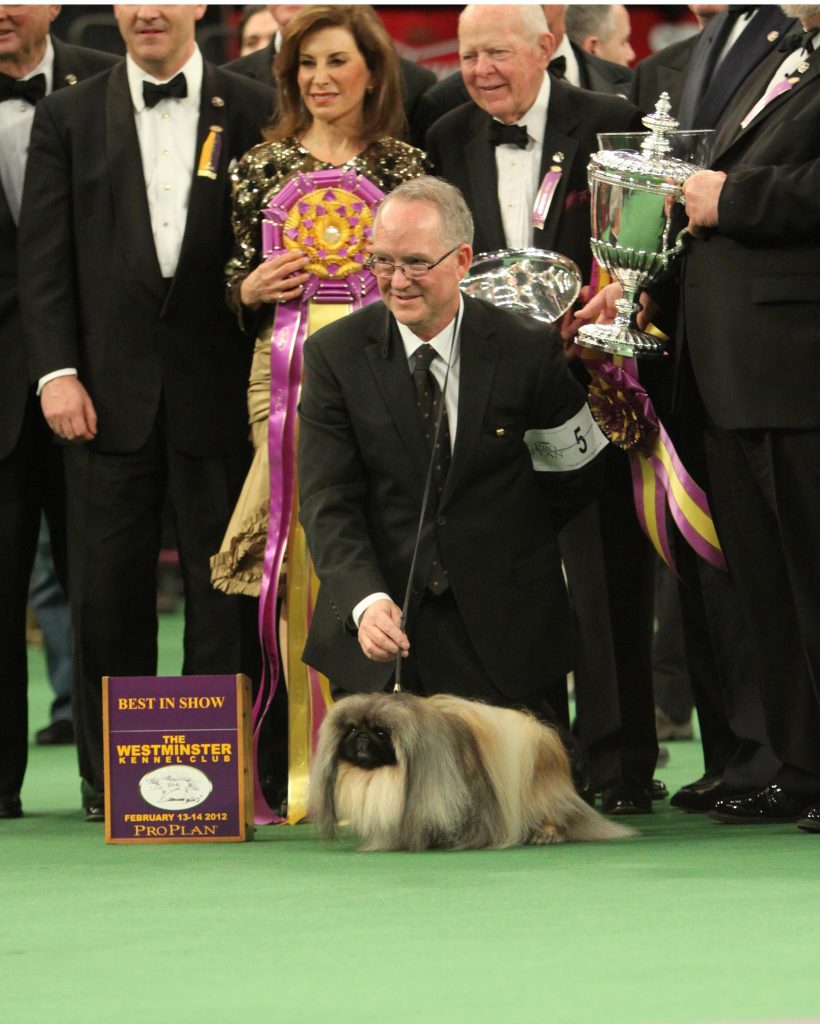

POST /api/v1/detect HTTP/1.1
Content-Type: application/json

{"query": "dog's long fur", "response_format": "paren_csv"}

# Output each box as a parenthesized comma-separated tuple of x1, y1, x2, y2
(309, 692, 635, 851)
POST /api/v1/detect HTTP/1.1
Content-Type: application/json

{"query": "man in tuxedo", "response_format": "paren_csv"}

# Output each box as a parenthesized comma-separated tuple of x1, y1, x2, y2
(427, 4, 662, 816)
(565, 5, 636, 68)
(298, 176, 607, 735)
(412, 4, 633, 148)
(673, 4, 820, 831)
(222, 3, 435, 140)
(18, 4, 272, 821)
(0, 3, 118, 820)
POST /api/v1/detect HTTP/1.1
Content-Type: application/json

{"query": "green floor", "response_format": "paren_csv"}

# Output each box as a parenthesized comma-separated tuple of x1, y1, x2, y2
(4, 613, 820, 1024)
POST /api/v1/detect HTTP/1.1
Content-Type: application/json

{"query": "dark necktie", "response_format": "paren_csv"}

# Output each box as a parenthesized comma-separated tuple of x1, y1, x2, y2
(0, 72, 46, 105)
(142, 72, 187, 108)
(548, 55, 567, 79)
(412, 344, 451, 594)
(487, 120, 529, 149)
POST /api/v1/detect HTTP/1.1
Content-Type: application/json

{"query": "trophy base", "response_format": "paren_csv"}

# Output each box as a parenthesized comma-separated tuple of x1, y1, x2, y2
(577, 321, 666, 359)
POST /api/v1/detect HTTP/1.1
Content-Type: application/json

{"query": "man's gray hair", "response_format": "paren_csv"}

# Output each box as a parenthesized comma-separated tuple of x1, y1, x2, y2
(459, 4, 548, 46)
(565, 5, 616, 47)
(376, 177, 475, 248)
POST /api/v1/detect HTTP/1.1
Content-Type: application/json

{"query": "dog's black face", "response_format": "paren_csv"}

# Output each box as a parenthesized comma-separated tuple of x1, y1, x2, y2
(338, 721, 398, 770)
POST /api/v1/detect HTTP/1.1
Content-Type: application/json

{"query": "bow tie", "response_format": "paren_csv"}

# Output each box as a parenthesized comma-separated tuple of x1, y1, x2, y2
(778, 29, 818, 54)
(0, 72, 47, 105)
(487, 121, 529, 149)
(142, 72, 187, 108)
(548, 55, 567, 79)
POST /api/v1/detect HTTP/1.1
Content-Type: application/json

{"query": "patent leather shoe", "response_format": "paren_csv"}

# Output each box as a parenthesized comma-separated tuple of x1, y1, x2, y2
(649, 779, 668, 801)
(797, 805, 820, 833)
(670, 775, 748, 813)
(601, 785, 652, 815)
(0, 796, 23, 818)
(35, 718, 75, 745)
(84, 803, 105, 822)
(709, 783, 817, 824)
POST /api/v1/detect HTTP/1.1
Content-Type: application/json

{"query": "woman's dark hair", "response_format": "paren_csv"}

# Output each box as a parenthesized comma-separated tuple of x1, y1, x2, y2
(265, 5, 406, 144)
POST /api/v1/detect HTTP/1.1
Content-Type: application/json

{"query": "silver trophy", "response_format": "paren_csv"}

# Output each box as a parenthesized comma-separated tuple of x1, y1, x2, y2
(578, 94, 713, 358)
(460, 248, 582, 323)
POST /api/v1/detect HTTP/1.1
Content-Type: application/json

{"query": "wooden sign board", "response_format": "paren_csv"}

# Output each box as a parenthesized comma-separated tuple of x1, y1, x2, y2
(103, 674, 253, 844)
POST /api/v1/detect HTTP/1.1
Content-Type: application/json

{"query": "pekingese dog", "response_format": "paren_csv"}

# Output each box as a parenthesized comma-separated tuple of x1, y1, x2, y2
(309, 691, 635, 851)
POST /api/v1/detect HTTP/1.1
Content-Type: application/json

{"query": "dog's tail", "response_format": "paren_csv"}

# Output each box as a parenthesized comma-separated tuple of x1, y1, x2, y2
(564, 794, 636, 841)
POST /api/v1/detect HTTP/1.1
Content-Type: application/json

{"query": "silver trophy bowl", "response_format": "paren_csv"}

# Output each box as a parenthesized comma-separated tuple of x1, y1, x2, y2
(460, 248, 582, 324)
(578, 95, 713, 358)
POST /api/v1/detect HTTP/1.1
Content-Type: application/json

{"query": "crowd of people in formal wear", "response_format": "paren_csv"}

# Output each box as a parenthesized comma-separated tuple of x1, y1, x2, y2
(2, 2, 819, 837)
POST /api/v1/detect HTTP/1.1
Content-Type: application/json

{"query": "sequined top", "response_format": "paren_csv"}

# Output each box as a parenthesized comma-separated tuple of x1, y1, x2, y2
(226, 136, 431, 318)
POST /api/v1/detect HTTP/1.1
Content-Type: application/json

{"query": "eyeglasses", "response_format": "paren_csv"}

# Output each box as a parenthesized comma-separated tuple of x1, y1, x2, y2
(367, 245, 459, 280)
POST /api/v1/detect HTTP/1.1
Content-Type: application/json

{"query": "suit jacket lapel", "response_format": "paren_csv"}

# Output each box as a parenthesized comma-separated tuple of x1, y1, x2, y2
(364, 307, 433, 488)
(440, 298, 497, 505)
(105, 62, 165, 302)
(465, 114, 506, 253)
(172, 62, 229, 295)
(677, 11, 734, 128)
(533, 80, 579, 252)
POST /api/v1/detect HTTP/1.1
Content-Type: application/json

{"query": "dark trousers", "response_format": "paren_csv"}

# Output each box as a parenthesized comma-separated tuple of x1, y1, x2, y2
(703, 419, 820, 795)
(0, 396, 67, 798)
(64, 414, 258, 801)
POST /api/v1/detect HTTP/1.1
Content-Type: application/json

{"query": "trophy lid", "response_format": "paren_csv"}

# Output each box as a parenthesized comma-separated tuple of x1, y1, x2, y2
(460, 248, 581, 324)
(589, 93, 705, 195)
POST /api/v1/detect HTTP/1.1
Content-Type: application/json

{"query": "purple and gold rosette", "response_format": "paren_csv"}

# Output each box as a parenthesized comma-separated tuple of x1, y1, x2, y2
(253, 168, 384, 825)
(589, 358, 726, 574)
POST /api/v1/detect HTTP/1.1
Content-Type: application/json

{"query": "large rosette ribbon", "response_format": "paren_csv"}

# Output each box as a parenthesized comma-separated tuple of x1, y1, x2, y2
(254, 168, 384, 824)
(588, 358, 726, 573)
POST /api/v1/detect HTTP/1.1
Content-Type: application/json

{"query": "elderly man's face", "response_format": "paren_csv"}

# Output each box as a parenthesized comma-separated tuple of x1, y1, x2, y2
(459, 5, 553, 124)
(371, 200, 472, 342)
(0, 4, 60, 73)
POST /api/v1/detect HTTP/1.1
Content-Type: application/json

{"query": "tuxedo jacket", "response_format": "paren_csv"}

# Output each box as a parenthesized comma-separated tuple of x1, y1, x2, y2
(297, 297, 604, 697)
(680, 44, 820, 430)
(18, 61, 273, 457)
(630, 35, 697, 116)
(0, 37, 119, 461)
(223, 40, 435, 137)
(425, 78, 643, 278)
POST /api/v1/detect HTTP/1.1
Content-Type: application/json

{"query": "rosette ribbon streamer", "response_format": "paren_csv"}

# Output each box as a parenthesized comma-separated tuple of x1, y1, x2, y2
(254, 168, 384, 824)
(588, 358, 726, 574)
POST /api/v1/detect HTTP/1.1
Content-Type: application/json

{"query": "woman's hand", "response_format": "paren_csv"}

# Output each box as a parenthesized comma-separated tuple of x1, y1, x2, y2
(239, 250, 312, 310)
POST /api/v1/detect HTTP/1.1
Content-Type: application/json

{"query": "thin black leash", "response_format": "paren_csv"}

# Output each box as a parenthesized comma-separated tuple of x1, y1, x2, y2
(393, 306, 461, 693)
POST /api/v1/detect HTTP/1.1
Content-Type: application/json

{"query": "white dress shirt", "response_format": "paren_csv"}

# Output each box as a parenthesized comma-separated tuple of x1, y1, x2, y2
(352, 298, 464, 627)
(0, 36, 54, 225)
(494, 72, 551, 250)
(740, 29, 819, 129)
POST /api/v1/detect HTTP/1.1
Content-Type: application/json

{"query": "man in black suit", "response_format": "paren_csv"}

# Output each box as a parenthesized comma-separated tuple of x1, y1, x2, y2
(222, 3, 435, 140)
(674, 5, 820, 830)
(412, 4, 633, 149)
(0, 3, 118, 820)
(427, 4, 660, 815)
(298, 176, 607, 735)
(18, 4, 272, 821)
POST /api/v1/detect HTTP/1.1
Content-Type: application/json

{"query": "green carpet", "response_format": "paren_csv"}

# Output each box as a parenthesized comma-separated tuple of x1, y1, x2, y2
(4, 614, 820, 1024)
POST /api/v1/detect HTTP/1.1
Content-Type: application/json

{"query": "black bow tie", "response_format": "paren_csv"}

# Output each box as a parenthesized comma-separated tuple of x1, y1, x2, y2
(487, 121, 529, 149)
(0, 72, 46, 105)
(548, 55, 567, 79)
(142, 72, 187, 108)
(778, 29, 818, 54)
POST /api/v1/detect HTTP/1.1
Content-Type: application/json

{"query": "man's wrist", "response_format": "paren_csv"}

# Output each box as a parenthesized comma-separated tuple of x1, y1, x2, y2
(37, 368, 77, 396)
(352, 592, 392, 628)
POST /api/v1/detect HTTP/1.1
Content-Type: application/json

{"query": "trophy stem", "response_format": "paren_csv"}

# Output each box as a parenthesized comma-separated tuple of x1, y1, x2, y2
(577, 286, 666, 358)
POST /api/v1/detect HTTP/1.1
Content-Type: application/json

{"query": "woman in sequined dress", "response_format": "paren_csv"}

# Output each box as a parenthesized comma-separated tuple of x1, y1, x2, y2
(211, 5, 429, 595)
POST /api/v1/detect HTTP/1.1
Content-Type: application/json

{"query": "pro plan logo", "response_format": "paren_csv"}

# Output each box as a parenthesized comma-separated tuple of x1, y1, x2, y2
(138, 765, 214, 810)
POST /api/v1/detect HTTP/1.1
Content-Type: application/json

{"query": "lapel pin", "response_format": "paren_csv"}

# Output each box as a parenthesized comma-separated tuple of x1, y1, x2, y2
(496, 428, 506, 437)
(211, 95, 225, 108)
(64, 73, 78, 86)
(767, 31, 779, 42)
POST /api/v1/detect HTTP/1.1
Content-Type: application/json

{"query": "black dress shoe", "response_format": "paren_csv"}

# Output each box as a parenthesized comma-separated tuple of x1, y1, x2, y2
(649, 779, 668, 801)
(35, 719, 75, 745)
(797, 805, 820, 833)
(601, 785, 652, 815)
(709, 783, 818, 824)
(84, 803, 105, 822)
(0, 796, 23, 818)
(670, 775, 748, 813)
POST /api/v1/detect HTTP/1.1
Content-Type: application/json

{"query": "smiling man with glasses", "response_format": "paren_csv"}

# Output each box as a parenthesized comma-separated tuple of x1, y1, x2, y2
(296, 176, 607, 767)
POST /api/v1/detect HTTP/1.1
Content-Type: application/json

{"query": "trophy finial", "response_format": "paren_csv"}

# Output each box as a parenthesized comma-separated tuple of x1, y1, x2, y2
(640, 92, 680, 158)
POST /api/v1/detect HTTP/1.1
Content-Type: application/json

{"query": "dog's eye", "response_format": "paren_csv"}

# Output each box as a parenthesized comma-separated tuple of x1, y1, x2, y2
(373, 727, 389, 742)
